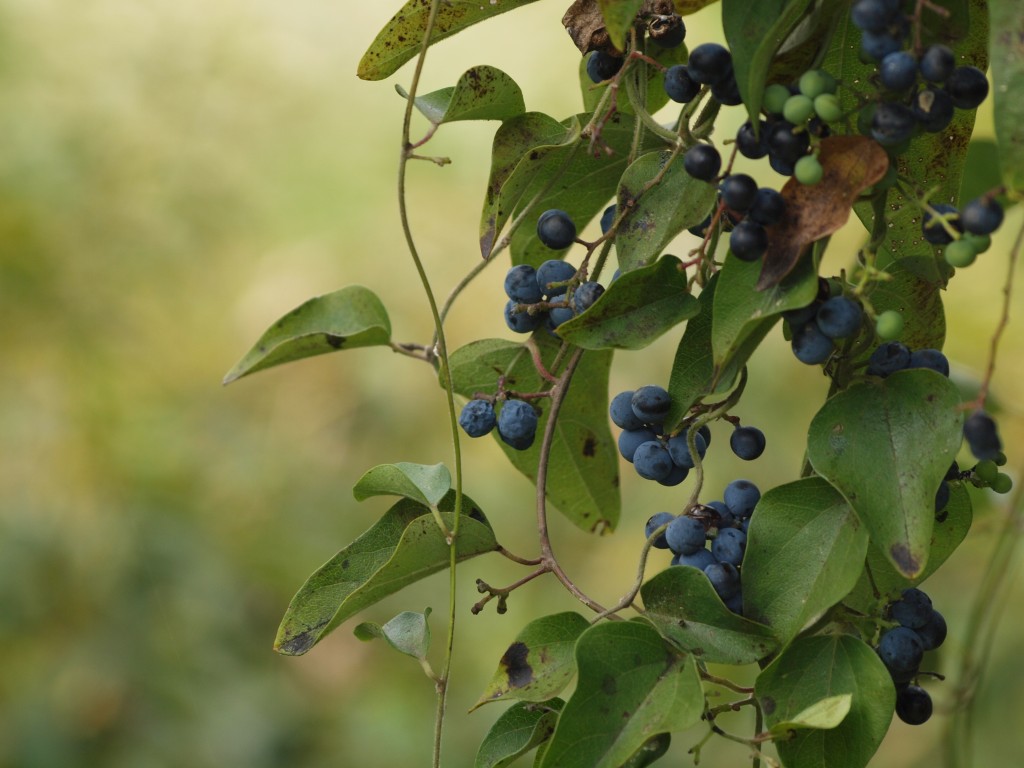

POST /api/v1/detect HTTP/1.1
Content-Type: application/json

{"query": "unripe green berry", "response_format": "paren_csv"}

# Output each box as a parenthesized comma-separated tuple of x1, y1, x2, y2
(799, 69, 836, 98)
(974, 459, 999, 484)
(875, 310, 904, 340)
(783, 94, 816, 124)
(963, 233, 992, 253)
(813, 93, 843, 123)
(995, 450, 1008, 466)
(794, 154, 823, 185)
(944, 239, 978, 268)
(992, 473, 1013, 494)
(763, 83, 791, 115)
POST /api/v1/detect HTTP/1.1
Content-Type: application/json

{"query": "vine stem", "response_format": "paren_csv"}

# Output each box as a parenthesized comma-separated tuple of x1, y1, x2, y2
(393, 2, 462, 766)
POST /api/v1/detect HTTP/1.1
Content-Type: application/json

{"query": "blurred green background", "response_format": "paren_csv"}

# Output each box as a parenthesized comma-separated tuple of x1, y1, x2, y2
(1, 1, 1021, 766)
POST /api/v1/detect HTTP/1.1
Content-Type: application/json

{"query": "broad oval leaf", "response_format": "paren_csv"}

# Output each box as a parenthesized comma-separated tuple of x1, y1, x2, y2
(665, 274, 717, 429)
(807, 370, 964, 578)
(476, 700, 565, 768)
(473, 612, 590, 709)
(768, 694, 853, 735)
(615, 151, 718, 272)
(742, 477, 869, 643)
(274, 494, 496, 656)
(358, 0, 542, 81)
(557, 255, 699, 350)
(539, 621, 703, 768)
(756, 635, 895, 768)
(353, 462, 452, 508)
(990, 0, 1024, 192)
(860, 256, 945, 355)
(406, 65, 525, 125)
(640, 566, 779, 665)
(223, 286, 391, 384)
(380, 608, 431, 660)
(446, 336, 620, 533)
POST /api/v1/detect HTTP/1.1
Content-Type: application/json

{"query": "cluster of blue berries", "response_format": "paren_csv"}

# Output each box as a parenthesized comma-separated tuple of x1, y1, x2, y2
(785, 289, 866, 365)
(645, 479, 762, 613)
(875, 587, 947, 725)
(611, 386, 766, 484)
(459, 397, 539, 450)
(922, 195, 1003, 269)
(585, 12, 687, 85)
(663, 42, 741, 106)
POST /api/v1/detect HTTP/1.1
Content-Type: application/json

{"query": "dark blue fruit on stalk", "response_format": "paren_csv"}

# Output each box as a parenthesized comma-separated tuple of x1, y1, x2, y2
(586, 50, 623, 83)
(600, 204, 617, 234)
(650, 15, 686, 48)
(724, 479, 760, 519)
(711, 72, 743, 106)
(783, 300, 820, 327)
(896, 685, 933, 725)
(704, 562, 741, 600)
(871, 102, 916, 146)
(766, 120, 810, 162)
(504, 264, 544, 303)
(768, 154, 796, 177)
(890, 588, 933, 629)
(748, 187, 786, 225)
(791, 321, 835, 364)
(631, 385, 672, 423)
(666, 515, 707, 556)
(664, 65, 701, 103)
(867, 341, 911, 377)
(913, 88, 955, 133)
(934, 481, 951, 512)
(917, 610, 948, 651)
(908, 348, 950, 376)
(816, 295, 863, 338)
(960, 197, 1004, 235)
(504, 300, 543, 333)
(851, 0, 896, 33)
(919, 44, 955, 83)
(459, 400, 496, 438)
(645, 511, 675, 549)
(571, 281, 605, 313)
(658, 464, 690, 487)
(633, 441, 674, 481)
(610, 390, 644, 430)
(536, 210, 577, 250)
(699, 424, 712, 448)
(704, 500, 734, 528)
(673, 548, 716, 570)
(497, 399, 539, 450)
(730, 426, 766, 461)
(879, 51, 919, 91)
(963, 409, 1002, 461)
(946, 65, 989, 109)
(729, 220, 768, 261)
(720, 173, 759, 212)
(686, 43, 733, 85)
(736, 120, 769, 159)
(878, 626, 925, 675)
(667, 430, 707, 469)
(725, 590, 744, 615)
(861, 31, 903, 62)
(711, 528, 747, 566)
(547, 303, 575, 329)
(536, 259, 577, 296)
(618, 428, 659, 462)
(683, 144, 722, 181)
(922, 203, 961, 245)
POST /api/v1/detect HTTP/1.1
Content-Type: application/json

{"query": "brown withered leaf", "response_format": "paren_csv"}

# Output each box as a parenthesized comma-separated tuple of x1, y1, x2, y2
(758, 136, 889, 290)
(562, 0, 677, 54)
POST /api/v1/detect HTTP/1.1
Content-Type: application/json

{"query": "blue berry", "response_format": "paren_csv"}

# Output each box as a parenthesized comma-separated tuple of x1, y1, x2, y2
(851, 0, 896, 33)
(816, 295, 863, 338)
(963, 409, 1002, 461)
(871, 102, 916, 146)
(683, 144, 722, 181)
(547, 303, 575, 329)
(497, 400, 539, 450)
(711, 72, 743, 106)
(459, 400, 496, 437)
(618, 428, 658, 462)
(896, 685, 933, 725)
(712, 528, 747, 566)
(536, 259, 577, 296)
(934, 481, 951, 512)
(748, 188, 786, 226)
(730, 426, 766, 461)
(571, 282, 604, 313)
(919, 45, 955, 83)
(917, 610, 948, 651)
(600, 204, 616, 234)
(586, 51, 623, 84)
(634, 441, 674, 481)
(686, 43, 733, 85)
(878, 626, 924, 675)
(657, 464, 690, 487)
(664, 65, 701, 103)
(610, 390, 644, 430)
(631, 385, 672, 423)
(504, 300, 543, 333)
(766, 120, 810, 162)
(868, 341, 911, 376)
(729, 220, 769, 261)
(704, 500, 734, 528)
(908, 348, 950, 376)
(890, 588, 933, 630)
(725, 590, 744, 615)
(913, 88, 955, 133)
(768, 153, 796, 177)
(504, 264, 544, 303)
(880, 51, 919, 91)
(650, 16, 686, 48)
(946, 66, 989, 109)
(673, 548, 715, 570)
(666, 515, 707, 555)
(791, 321, 835, 364)
(645, 511, 675, 549)
(736, 120, 769, 159)
(922, 203, 961, 245)
(704, 562, 741, 600)
(536, 210, 577, 250)
(667, 430, 708, 469)
(861, 31, 903, 62)
(724, 479, 760, 519)
(960, 197, 1004, 235)
(720, 173, 759, 212)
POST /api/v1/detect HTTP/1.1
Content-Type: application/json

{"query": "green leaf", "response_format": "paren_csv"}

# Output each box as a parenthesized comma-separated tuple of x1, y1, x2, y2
(614, 151, 719, 272)
(665, 275, 717, 429)
(557, 256, 699, 350)
(480, 112, 576, 258)
(641, 566, 779, 665)
(756, 635, 895, 768)
(619, 734, 672, 768)
(274, 494, 496, 656)
(353, 622, 383, 641)
(599, 0, 645, 51)
(473, 613, 590, 709)
(959, 139, 1004, 205)
(742, 478, 869, 643)
(990, 1, 1024, 192)
(405, 65, 525, 125)
(447, 336, 620, 533)
(358, 0, 542, 81)
(768, 694, 853, 735)
(722, 0, 813, 124)
(860, 257, 945, 355)
(539, 622, 703, 768)
(807, 370, 964, 578)
(844, 482, 973, 613)
(476, 701, 565, 768)
(712, 249, 818, 368)
(380, 608, 431, 660)
(353, 462, 452, 508)
(223, 286, 391, 384)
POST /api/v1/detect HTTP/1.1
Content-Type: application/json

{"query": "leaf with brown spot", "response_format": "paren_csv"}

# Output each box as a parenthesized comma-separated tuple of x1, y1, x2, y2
(758, 136, 889, 290)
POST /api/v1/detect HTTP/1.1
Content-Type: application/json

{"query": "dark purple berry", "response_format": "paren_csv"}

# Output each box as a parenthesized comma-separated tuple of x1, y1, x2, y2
(631, 385, 672, 423)
(683, 144, 722, 181)
(908, 348, 950, 377)
(536, 259, 577, 296)
(459, 400, 496, 437)
(880, 51, 919, 91)
(963, 409, 1002, 461)
(504, 265, 544, 303)
(868, 341, 911, 377)
(610, 391, 644, 430)
(912, 88, 955, 133)
(896, 685, 933, 725)
(720, 173, 759, 212)
(946, 66, 989, 109)
(664, 65, 701, 103)
(960, 197, 1004, 235)
(749, 188, 786, 225)
(919, 45, 955, 83)
(736, 120, 769, 159)
(922, 203, 961, 245)
(687, 43, 733, 85)
(504, 300, 543, 333)
(871, 102, 917, 146)
(666, 515, 707, 555)
(816, 296, 863, 339)
(497, 399, 539, 450)
(730, 426, 766, 461)
(890, 588, 933, 630)
(724, 479, 760, 519)
(729, 220, 768, 261)
(536, 210, 577, 250)
(792, 322, 835, 364)
(645, 511, 675, 549)
(586, 51, 623, 84)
